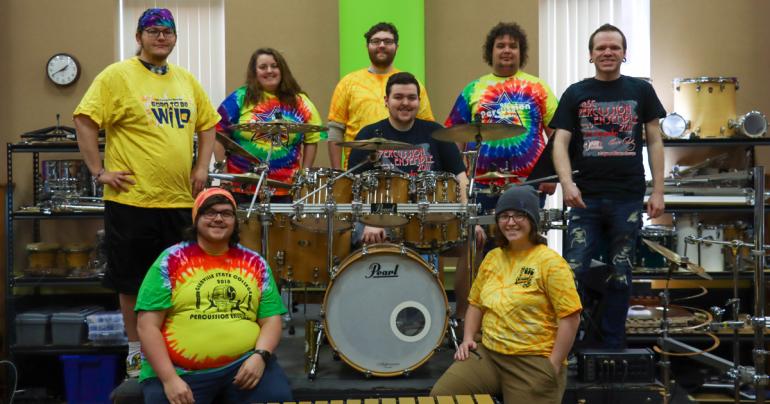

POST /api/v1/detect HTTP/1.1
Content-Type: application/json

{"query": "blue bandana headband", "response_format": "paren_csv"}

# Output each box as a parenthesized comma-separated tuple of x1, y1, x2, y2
(137, 8, 176, 33)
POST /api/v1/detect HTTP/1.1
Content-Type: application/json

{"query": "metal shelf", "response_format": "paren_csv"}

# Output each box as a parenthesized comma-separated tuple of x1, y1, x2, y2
(7, 141, 104, 153)
(11, 210, 103, 219)
(12, 275, 106, 288)
(632, 270, 759, 281)
(660, 138, 770, 147)
(11, 344, 126, 355)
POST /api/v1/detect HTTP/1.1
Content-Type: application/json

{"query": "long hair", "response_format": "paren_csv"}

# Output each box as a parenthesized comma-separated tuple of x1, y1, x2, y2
(183, 194, 240, 247)
(493, 212, 546, 248)
(482, 22, 529, 69)
(244, 47, 304, 107)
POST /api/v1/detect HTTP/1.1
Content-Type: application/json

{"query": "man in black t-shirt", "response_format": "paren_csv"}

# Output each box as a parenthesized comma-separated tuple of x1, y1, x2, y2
(348, 72, 467, 243)
(551, 24, 666, 348)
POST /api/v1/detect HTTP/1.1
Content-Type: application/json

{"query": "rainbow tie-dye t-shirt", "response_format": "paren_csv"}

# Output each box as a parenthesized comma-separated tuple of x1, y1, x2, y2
(469, 244, 582, 356)
(445, 71, 557, 185)
(135, 242, 285, 382)
(217, 87, 325, 196)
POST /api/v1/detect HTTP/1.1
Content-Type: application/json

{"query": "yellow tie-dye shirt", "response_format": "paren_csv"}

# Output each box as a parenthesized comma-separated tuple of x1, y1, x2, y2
(328, 68, 434, 169)
(469, 244, 582, 356)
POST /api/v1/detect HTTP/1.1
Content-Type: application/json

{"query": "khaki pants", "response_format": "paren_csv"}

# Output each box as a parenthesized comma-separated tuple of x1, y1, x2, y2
(431, 345, 567, 404)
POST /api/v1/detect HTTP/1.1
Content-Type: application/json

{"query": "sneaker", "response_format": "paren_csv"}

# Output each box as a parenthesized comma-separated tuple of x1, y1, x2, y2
(126, 350, 141, 378)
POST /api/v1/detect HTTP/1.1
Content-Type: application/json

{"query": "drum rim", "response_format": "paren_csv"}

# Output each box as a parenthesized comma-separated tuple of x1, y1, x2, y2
(360, 169, 411, 180)
(321, 243, 449, 376)
(673, 76, 738, 86)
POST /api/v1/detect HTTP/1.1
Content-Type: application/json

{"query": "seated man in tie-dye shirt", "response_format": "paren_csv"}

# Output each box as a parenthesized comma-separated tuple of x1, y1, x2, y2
(136, 188, 292, 404)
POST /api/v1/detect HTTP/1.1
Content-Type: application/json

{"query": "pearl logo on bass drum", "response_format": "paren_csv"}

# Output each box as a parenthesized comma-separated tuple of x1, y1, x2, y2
(365, 262, 400, 279)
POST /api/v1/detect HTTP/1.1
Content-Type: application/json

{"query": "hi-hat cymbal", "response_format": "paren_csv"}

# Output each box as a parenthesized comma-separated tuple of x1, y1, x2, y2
(216, 132, 261, 165)
(432, 122, 526, 143)
(230, 120, 328, 135)
(474, 171, 520, 181)
(208, 173, 292, 189)
(337, 137, 421, 151)
(642, 239, 713, 280)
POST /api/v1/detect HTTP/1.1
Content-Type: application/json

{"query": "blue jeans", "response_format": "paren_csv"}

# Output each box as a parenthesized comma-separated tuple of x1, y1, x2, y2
(142, 355, 293, 404)
(565, 198, 642, 349)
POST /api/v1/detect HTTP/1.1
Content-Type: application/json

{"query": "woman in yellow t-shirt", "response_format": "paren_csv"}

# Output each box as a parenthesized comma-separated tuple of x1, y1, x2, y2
(215, 48, 325, 204)
(432, 186, 582, 403)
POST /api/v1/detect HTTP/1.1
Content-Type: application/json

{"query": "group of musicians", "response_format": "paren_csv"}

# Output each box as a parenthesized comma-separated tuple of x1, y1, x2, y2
(72, 7, 667, 404)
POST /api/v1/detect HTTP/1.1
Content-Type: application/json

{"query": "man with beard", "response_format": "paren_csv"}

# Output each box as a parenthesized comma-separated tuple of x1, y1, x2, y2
(74, 8, 219, 377)
(328, 22, 435, 169)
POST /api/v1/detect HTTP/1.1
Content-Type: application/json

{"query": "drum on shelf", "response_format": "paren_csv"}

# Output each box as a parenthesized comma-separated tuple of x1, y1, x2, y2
(397, 216, 465, 251)
(700, 225, 725, 272)
(291, 168, 354, 232)
(355, 169, 411, 227)
(674, 213, 699, 260)
(61, 243, 93, 273)
(635, 225, 676, 271)
(238, 212, 351, 285)
(322, 244, 448, 376)
(411, 171, 459, 223)
(673, 77, 738, 138)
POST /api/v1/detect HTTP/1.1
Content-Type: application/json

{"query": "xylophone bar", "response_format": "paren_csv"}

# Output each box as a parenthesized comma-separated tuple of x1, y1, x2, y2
(239, 203, 471, 215)
(261, 394, 495, 404)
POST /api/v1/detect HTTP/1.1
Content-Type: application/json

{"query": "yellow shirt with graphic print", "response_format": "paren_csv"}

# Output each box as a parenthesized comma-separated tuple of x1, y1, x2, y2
(469, 244, 582, 356)
(74, 57, 220, 208)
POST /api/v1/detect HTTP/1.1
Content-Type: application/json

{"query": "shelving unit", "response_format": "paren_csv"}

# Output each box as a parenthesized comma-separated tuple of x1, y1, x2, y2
(4, 141, 120, 359)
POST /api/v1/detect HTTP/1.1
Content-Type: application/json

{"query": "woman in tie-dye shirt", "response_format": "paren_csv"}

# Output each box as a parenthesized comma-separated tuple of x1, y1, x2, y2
(432, 186, 581, 403)
(215, 48, 326, 202)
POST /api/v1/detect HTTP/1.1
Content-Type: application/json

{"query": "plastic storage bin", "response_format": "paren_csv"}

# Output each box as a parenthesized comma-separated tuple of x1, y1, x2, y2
(60, 354, 118, 404)
(51, 306, 102, 345)
(86, 311, 127, 345)
(15, 311, 52, 345)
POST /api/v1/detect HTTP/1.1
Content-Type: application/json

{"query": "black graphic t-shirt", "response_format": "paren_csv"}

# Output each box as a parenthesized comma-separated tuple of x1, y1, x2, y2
(347, 118, 466, 176)
(549, 75, 665, 200)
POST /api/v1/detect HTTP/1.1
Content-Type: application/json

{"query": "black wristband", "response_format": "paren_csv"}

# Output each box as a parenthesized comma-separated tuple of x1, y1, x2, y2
(253, 349, 271, 363)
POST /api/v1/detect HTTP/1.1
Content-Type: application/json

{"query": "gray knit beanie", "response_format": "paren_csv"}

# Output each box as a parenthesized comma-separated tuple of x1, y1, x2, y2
(494, 185, 540, 228)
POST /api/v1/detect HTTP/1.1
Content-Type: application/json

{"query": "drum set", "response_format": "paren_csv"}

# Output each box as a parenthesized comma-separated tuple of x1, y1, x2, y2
(211, 119, 565, 378)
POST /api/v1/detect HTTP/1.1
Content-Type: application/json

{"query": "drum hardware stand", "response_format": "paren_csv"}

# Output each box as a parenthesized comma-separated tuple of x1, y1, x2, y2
(658, 166, 768, 404)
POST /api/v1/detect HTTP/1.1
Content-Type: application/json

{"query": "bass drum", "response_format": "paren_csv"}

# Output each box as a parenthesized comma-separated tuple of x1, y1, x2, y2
(322, 244, 448, 377)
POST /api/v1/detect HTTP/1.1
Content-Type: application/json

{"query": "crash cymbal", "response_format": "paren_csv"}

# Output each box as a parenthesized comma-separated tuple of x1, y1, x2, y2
(432, 122, 526, 143)
(208, 173, 292, 189)
(230, 120, 328, 135)
(642, 239, 712, 280)
(216, 132, 261, 165)
(474, 171, 520, 181)
(337, 137, 421, 151)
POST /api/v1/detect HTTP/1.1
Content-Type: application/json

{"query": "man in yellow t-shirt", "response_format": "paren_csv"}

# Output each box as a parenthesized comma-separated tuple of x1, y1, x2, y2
(73, 8, 219, 378)
(327, 22, 434, 169)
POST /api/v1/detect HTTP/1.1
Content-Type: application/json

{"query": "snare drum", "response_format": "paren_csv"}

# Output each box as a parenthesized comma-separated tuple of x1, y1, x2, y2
(673, 77, 738, 138)
(356, 169, 411, 227)
(636, 225, 675, 270)
(700, 225, 725, 272)
(398, 216, 464, 251)
(411, 171, 459, 223)
(322, 244, 448, 376)
(291, 168, 354, 231)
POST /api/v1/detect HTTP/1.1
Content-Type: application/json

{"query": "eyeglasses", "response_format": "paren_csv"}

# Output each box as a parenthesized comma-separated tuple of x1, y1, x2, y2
(202, 209, 235, 220)
(498, 212, 528, 223)
(144, 28, 176, 38)
(368, 38, 396, 46)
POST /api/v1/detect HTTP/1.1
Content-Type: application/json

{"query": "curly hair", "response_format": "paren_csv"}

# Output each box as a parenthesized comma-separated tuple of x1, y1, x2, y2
(483, 22, 529, 68)
(364, 22, 399, 44)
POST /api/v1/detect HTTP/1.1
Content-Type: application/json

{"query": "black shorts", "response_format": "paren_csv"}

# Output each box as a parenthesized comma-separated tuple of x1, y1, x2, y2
(103, 201, 192, 294)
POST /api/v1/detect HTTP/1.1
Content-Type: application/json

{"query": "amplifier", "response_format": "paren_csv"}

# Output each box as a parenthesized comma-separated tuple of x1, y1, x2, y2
(577, 348, 656, 383)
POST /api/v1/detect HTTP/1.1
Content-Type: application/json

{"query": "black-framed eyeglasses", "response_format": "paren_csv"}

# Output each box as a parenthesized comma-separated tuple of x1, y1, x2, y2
(144, 28, 176, 38)
(498, 212, 528, 223)
(202, 209, 235, 220)
(368, 38, 396, 46)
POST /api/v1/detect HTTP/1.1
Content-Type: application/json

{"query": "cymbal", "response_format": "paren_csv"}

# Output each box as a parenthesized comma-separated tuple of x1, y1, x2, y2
(432, 122, 526, 143)
(337, 137, 421, 151)
(216, 132, 261, 165)
(642, 239, 713, 280)
(474, 171, 520, 181)
(230, 120, 327, 134)
(208, 173, 292, 189)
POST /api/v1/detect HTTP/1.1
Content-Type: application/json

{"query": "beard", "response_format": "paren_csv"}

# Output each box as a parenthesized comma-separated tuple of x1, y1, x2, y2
(368, 48, 395, 69)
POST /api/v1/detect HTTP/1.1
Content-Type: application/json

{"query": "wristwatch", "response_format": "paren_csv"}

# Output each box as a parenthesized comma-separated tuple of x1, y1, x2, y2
(253, 349, 271, 363)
